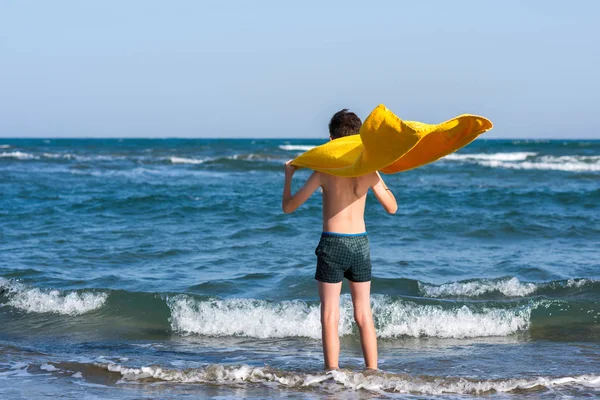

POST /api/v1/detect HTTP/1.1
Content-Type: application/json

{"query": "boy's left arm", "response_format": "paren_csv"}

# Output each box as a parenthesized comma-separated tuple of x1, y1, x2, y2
(282, 160, 322, 214)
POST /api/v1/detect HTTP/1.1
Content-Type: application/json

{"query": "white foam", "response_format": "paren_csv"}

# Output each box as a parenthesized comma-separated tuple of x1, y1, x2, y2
(169, 156, 206, 164)
(41, 152, 79, 160)
(446, 152, 600, 172)
(169, 294, 531, 339)
(106, 363, 305, 386)
(42, 152, 63, 159)
(66, 154, 123, 162)
(40, 363, 57, 372)
(567, 278, 592, 288)
(549, 155, 600, 162)
(0, 151, 121, 162)
(328, 371, 600, 394)
(480, 159, 600, 172)
(445, 152, 537, 162)
(101, 362, 600, 394)
(420, 277, 538, 298)
(0, 151, 39, 160)
(372, 297, 531, 339)
(0, 365, 31, 378)
(226, 153, 269, 160)
(0, 145, 11, 149)
(0, 278, 107, 316)
(169, 295, 353, 339)
(279, 145, 316, 151)
(74, 154, 120, 161)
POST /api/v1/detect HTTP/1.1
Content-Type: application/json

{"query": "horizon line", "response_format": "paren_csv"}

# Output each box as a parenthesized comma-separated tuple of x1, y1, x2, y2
(1, 137, 598, 141)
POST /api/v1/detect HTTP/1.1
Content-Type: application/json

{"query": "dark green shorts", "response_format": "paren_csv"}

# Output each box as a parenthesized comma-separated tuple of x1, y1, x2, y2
(315, 232, 371, 283)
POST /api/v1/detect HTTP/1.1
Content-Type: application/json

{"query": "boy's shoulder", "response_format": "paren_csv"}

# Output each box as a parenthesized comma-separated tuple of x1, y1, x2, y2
(316, 171, 377, 180)
(317, 171, 379, 188)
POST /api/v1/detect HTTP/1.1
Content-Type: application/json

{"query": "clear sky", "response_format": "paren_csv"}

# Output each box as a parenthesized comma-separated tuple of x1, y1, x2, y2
(1, 0, 599, 139)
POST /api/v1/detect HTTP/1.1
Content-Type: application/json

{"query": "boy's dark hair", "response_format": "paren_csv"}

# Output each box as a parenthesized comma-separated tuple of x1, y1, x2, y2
(328, 109, 362, 139)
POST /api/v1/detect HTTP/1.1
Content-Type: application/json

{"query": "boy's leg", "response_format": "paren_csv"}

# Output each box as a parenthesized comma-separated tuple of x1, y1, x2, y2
(318, 281, 342, 370)
(349, 281, 377, 370)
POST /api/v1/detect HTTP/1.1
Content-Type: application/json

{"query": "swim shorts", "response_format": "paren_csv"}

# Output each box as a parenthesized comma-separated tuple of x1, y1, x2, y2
(315, 232, 371, 283)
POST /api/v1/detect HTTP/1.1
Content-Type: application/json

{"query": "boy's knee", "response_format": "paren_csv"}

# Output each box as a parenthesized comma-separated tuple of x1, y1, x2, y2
(353, 309, 373, 329)
(321, 309, 339, 326)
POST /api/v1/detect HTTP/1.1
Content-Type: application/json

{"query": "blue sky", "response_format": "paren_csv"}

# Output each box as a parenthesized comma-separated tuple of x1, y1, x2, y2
(1, 1, 598, 138)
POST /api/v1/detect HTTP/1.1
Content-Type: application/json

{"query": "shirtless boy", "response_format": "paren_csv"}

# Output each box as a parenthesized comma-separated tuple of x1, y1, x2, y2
(282, 109, 397, 370)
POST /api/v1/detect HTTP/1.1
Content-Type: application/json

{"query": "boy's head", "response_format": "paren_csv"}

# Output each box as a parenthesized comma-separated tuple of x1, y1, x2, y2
(328, 109, 362, 140)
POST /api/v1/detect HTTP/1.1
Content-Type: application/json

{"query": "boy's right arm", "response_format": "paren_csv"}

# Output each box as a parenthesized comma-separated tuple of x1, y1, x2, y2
(370, 172, 398, 214)
(282, 160, 322, 214)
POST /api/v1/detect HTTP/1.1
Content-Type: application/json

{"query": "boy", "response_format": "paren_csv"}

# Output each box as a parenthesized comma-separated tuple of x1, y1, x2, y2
(282, 109, 397, 371)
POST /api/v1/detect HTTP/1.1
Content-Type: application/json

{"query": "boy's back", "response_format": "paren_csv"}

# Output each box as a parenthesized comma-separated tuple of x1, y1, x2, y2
(320, 173, 372, 234)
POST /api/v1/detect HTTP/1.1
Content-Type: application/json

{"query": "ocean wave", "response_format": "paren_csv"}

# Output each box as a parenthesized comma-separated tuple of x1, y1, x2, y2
(420, 277, 537, 298)
(0, 144, 11, 148)
(169, 295, 533, 339)
(1, 148, 284, 169)
(193, 154, 285, 171)
(0, 278, 107, 316)
(445, 152, 600, 172)
(41, 153, 119, 161)
(169, 156, 206, 164)
(168, 154, 275, 165)
(1, 279, 595, 339)
(41, 152, 72, 159)
(419, 277, 598, 299)
(0, 151, 125, 162)
(168, 295, 353, 339)
(225, 153, 276, 161)
(445, 152, 537, 162)
(481, 159, 600, 172)
(279, 145, 316, 151)
(93, 362, 600, 394)
(0, 151, 39, 160)
(373, 297, 531, 339)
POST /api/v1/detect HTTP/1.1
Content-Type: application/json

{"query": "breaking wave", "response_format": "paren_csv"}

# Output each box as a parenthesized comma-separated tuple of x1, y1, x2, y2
(74, 362, 600, 394)
(279, 145, 316, 151)
(169, 156, 206, 164)
(445, 152, 600, 172)
(1, 279, 597, 339)
(418, 277, 595, 299)
(0, 278, 107, 316)
(169, 295, 534, 339)
(0, 151, 124, 162)
(0, 151, 39, 160)
(421, 277, 538, 298)
(168, 295, 353, 339)
(445, 152, 537, 162)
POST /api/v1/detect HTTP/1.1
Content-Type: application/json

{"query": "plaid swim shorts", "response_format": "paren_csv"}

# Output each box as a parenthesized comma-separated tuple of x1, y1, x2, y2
(314, 232, 371, 283)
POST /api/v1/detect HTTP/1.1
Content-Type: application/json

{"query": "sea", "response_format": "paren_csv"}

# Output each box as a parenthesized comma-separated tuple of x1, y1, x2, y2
(0, 138, 599, 399)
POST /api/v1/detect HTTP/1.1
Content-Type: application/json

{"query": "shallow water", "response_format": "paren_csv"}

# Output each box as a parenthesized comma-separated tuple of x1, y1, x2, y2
(0, 138, 599, 398)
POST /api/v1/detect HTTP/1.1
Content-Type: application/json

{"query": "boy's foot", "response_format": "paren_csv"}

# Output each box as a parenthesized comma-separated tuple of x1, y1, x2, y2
(363, 367, 380, 376)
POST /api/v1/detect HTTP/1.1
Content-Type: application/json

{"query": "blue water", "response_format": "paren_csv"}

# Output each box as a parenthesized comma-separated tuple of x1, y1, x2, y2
(0, 138, 599, 398)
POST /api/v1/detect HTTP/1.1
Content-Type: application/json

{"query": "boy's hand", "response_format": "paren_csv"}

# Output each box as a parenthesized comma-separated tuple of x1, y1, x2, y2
(284, 159, 296, 176)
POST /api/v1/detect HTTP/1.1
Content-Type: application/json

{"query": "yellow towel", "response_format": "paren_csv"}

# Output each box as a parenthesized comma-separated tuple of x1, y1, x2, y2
(291, 104, 493, 176)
